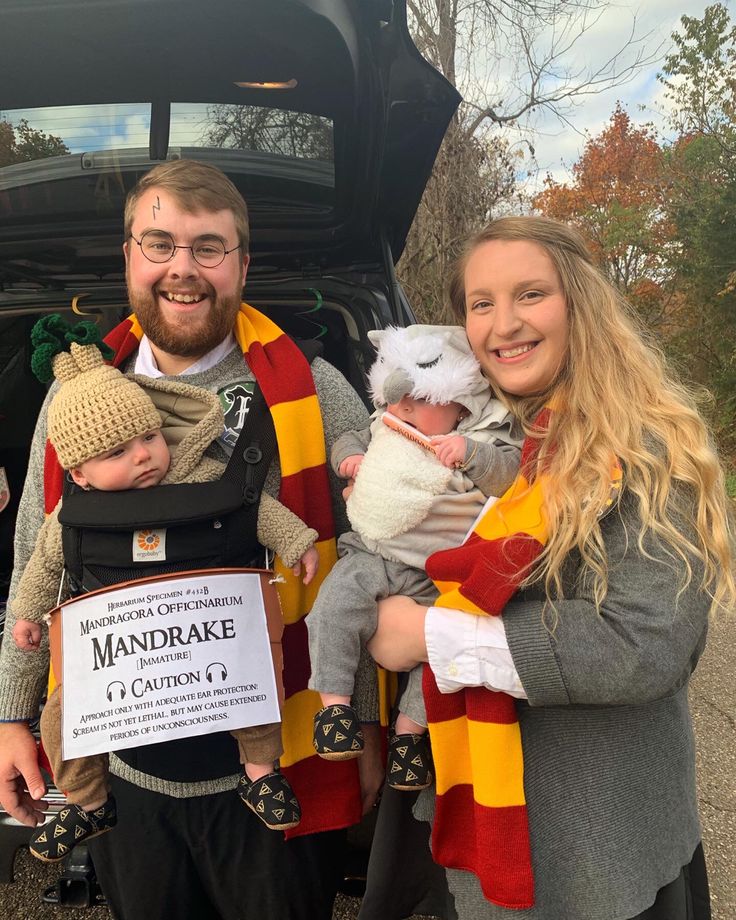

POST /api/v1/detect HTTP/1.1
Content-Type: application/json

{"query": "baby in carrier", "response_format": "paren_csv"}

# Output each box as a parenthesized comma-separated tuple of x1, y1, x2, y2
(12, 316, 317, 861)
(307, 325, 522, 789)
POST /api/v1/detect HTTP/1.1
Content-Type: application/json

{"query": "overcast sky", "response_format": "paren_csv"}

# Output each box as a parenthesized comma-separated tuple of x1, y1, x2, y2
(515, 0, 717, 191)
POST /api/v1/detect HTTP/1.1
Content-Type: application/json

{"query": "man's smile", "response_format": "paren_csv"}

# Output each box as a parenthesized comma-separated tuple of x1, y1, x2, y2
(160, 291, 208, 304)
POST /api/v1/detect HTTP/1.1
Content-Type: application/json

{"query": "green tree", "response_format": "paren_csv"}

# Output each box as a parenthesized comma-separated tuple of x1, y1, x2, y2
(658, 5, 736, 458)
(0, 118, 69, 167)
(659, 3, 736, 169)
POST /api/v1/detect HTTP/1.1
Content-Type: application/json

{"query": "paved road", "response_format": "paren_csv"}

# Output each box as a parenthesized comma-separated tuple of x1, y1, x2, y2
(689, 610, 736, 919)
(1, 612, 733, 919)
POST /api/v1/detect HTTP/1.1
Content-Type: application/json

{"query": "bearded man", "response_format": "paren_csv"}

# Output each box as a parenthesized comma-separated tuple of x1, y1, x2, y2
(0, 160, 380, 920)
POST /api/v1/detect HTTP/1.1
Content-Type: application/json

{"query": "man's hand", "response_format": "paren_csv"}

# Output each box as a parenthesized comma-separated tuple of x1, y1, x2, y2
(338, 454, 364, 480)
(357, 722, 385, 814)
(430, 434, 467, 469)
(12, 619, 42, 651)
(292, 545, 319, 585)
(0, 721, 46, 826)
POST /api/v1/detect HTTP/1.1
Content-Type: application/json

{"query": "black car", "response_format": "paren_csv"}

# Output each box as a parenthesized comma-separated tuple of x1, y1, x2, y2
(0, 0, 459, 904)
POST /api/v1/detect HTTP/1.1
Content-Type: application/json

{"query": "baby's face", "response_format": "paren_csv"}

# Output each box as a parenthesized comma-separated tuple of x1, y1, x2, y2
(70, 429, 171, 491)
(386, 395, 463, 436)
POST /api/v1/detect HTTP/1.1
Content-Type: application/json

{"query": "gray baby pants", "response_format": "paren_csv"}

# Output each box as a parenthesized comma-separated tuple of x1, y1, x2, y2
(307, 531, 439, 726)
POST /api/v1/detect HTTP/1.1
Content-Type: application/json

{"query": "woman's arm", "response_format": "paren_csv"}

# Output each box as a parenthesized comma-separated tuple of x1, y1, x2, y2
(366, 596, 526, 698)
(503, 494, 711, 708)
(369, 493, 709, 708)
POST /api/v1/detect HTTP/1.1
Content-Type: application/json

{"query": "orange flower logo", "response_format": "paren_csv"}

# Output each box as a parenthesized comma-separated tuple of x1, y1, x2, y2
(137, 530, 160, 552)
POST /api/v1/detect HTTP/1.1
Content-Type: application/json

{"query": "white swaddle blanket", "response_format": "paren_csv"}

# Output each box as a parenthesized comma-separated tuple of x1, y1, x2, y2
(346, 424, 452, 541)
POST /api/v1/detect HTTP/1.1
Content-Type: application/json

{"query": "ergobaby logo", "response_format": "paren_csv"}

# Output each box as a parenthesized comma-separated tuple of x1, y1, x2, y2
(132, 529, 167, 562)
(218, 381, 255, 448)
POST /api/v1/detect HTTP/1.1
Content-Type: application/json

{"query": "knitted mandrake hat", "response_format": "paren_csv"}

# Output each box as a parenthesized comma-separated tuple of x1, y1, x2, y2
(31, 314, 162, 470)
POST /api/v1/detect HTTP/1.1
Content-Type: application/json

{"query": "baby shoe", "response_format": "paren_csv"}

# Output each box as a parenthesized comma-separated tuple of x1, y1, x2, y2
(313, 703, 364, 760)
(238, 769, 301, 831)
(387, 732, 433, 790)
(29, 796, 117, 862)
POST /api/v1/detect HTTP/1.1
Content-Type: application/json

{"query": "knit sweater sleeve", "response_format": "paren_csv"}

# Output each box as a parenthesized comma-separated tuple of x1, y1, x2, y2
(462, 438, 521, 497)
(503, 491, 710, 708)
(330, 424, 372, 475)
(310, 358, 370, 536)
(257, 492, 318, 568)
(0, 387, 56, 719)
(310, 359, 380, 722)
(10, 506, 65, 626)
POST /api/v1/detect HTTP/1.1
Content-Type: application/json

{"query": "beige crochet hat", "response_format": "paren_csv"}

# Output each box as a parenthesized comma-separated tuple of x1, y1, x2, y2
(48, 342, 162, 470)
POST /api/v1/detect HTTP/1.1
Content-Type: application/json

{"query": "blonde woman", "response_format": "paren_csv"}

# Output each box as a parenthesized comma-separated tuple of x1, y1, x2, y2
(363, 216, 735, 920)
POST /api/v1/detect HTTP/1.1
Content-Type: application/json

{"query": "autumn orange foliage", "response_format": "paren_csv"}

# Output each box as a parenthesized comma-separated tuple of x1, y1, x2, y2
(532, 105, 675, 298)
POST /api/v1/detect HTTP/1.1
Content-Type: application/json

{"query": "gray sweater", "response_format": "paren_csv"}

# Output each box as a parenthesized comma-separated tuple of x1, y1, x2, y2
(415, 489, 709, 920)
(1, 344, 371, 798)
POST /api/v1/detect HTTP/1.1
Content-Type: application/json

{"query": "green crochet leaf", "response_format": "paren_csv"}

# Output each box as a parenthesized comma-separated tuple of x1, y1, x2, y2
(31, 313, 70, 348)
(30, 314, 71, 383)
(30, 314, 114, 383)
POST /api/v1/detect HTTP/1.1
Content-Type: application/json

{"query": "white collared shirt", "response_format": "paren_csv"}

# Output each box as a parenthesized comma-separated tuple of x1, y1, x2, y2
(134, 333, 238, 377)
(425, 605, 527, 699)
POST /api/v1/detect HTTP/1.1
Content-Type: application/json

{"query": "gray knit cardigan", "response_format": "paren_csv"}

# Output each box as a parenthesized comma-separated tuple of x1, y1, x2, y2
(414, 488, 709, 920)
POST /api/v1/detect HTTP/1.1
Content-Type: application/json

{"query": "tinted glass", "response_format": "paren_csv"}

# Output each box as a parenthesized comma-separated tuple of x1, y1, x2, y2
(170, 103, 333, 163)
(0, 102, 334, 224)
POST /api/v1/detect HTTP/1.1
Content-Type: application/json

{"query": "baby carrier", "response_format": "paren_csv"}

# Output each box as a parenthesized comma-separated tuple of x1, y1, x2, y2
(57, 383, 281, 783)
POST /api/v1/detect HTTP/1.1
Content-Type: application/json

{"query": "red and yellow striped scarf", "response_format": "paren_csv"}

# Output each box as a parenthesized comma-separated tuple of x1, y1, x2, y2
(422, 410, 556, 909)
(43, 303, 362, 837)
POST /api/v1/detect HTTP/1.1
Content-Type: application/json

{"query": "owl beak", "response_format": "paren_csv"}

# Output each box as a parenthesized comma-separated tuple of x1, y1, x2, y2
(382, 369, 414, 404)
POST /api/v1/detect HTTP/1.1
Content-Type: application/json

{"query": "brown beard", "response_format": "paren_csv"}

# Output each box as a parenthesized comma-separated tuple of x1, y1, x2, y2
(127, 273, 243, 358)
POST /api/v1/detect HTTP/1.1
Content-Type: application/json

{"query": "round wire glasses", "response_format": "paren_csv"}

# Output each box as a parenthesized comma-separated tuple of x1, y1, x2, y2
(130, 230, 242, 268)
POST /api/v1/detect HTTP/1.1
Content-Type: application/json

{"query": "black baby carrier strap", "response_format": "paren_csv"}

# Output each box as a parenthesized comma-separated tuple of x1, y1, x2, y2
(58, 384, 279, 783)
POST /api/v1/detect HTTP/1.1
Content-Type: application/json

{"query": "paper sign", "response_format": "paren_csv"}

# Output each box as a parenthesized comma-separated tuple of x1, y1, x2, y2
(60, 571, 280, 759)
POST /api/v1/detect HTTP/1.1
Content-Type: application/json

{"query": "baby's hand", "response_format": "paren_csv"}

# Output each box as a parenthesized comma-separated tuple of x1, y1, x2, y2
(430, 434, 468, 469)
(292, 545, 320, 585)
(338, 454, 364, 479)
(12, 619, 42, 651)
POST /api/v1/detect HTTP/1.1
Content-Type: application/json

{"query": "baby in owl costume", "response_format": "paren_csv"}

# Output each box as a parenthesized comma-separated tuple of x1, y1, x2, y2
(307, 324, 522, 789)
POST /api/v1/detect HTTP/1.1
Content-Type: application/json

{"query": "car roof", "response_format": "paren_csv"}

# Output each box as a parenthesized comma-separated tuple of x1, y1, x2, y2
(0, 0, 459, 293)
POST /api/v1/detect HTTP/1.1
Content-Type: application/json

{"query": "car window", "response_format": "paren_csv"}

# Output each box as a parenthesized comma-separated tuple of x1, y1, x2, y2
(1, 103, 333, 161)
(170, 103, 333, 163)
(0, 103, 335, 226)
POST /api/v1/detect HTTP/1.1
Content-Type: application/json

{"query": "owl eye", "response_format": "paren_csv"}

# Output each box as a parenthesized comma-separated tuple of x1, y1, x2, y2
(417, 356, 440, 369)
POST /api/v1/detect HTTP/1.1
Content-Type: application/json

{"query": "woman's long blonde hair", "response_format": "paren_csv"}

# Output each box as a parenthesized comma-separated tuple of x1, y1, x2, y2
(449, 216, 735, 613)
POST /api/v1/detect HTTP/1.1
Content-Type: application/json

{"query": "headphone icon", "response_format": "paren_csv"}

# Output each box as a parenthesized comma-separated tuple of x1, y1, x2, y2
(106, 681, 126, 702)
(206, 662, 228, 683)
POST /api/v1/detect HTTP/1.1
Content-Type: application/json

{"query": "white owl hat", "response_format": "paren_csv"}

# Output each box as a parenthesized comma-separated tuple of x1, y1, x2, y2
(367, 324, 505, 434)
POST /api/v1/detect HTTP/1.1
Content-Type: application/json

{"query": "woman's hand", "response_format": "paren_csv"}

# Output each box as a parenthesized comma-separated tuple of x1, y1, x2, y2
(366, 596, 429, 672)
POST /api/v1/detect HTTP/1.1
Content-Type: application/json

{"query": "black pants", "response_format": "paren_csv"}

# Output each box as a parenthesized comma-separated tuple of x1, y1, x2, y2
(88, 774, 346, 920)
(632, 843, 711, 920)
